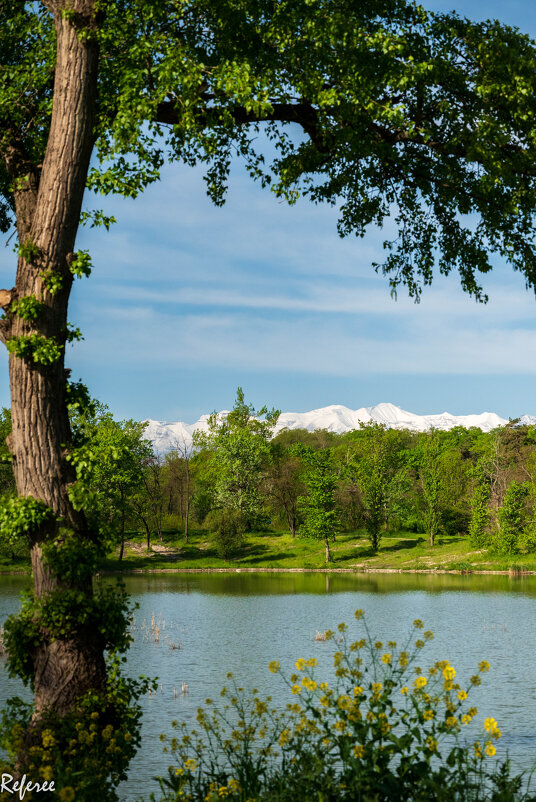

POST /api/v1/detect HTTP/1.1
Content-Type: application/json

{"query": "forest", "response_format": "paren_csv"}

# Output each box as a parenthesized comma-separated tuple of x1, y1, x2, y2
(2, 389, 534, 568)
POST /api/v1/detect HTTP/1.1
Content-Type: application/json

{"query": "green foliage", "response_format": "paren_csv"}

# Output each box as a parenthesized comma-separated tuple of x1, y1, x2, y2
(154, 613, 528, 802)
(0, 407, 15, 497)
(352, 424, 391, 552)
(494, 481, 530, 555)
(420, 431, 442, 548)
(3, 582, 134, 686)
(79, 209, 117, 230)
(295, 445, 337, 560)
(38, 269, 63, 295)
(6, 333, 62, 364)
(0, 495, 55, 546)
(41, 527, 106, 583)
(69, 249, 93, 278)
(0, 656, 155, 802)
(15, 240, 40, 263)
(66, 400, 152, 536)
(9, 295, 44, 321)
(5, 3, 536, 297)
(469, 464, 492, 548)
(194, 388, 279, 527)
(65, 380, 97, 420)
(205, 508, 245, 560)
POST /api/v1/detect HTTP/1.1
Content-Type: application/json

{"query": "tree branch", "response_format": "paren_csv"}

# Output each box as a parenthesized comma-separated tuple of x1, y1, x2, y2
(1, 130, 40, 242)
(155, 99, 331, 153)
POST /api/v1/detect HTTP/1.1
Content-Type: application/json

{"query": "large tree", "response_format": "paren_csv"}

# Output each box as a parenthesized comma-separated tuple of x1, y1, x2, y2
(3, 0, 536, 776)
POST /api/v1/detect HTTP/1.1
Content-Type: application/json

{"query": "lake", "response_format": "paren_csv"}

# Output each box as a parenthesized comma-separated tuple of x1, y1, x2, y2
(1, 571, 536, 800)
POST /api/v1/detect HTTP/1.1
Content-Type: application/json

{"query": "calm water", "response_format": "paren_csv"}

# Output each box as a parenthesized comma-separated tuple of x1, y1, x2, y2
(2, 572, 536, 800)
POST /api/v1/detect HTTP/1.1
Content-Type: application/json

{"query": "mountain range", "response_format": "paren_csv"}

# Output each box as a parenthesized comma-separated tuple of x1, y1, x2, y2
(144, 402, 536, 453)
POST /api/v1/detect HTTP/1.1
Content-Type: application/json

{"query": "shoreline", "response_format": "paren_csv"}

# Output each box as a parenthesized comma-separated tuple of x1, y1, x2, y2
(2, 566, 536, 576)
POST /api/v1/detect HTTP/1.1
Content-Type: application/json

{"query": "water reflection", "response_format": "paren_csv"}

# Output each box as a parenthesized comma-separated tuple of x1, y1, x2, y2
(1, 571, 536, 800)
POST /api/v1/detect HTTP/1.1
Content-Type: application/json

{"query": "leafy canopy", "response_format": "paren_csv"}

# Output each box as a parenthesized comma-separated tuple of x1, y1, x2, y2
(3, 2, 536, 299)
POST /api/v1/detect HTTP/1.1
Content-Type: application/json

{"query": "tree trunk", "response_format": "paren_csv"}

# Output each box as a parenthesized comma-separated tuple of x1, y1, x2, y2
(2, 2, 105, 722)
(119, 492, 126, 561)
(324, 536, 331, 564)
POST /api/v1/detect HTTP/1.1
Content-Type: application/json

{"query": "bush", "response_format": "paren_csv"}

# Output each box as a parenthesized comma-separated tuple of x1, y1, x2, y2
(205, 509, 245, 560)
(441, 508, 471, 538)
(153, 612, 532, 802)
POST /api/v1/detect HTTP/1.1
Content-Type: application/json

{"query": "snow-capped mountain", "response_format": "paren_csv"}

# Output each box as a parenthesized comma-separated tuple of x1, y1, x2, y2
(144, 402, 532, 453)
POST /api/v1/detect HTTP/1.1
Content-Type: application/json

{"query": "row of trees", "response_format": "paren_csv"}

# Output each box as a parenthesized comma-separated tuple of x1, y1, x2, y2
(4, 388, 535, 565)
(185, 390, 536, 559)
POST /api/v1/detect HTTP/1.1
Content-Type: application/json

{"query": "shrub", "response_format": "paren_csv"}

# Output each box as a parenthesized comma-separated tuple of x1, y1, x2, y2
(153, 612, 532, 801)
(205, 509, 245, 560)
(494, 482, 530, 555)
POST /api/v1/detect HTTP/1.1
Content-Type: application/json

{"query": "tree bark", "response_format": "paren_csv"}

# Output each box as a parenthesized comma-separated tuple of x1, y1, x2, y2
(2, 2, 105, 721)
(324, 536, 331, 564)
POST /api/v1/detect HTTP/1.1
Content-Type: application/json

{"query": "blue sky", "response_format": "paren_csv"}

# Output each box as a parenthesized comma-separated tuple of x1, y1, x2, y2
(2, 0, 536, 424)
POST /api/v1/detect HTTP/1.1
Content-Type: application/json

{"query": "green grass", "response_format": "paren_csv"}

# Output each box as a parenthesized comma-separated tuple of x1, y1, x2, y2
(3, 527, 536, 574)
(97, 528, 536, 573)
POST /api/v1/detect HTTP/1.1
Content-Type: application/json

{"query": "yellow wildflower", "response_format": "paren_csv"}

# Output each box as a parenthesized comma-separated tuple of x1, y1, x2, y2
(184, 759, 198, 772)
(354, 609, 364, 620)
(485, 741, 496, 757)
(381, 653, 392, 665)
(41, 730, 55, 748)
(306, 658, 318, 668)
(295, 658, 306, 671)
(291, 685, 301, 695)
(40, 766, 54, 782)
(426, 737, 438, 752)
(479, 661, 490, 673)
(400, 686, 409, 695)
(423, 709, 434, 721)
(333, 652, 343, 667)
(59, 789, 75, 802)
(442, 665, 456, 681)
(413, 619, 424, 629)
(414, 676, 427, 689)
(337, 695, 352, 711)
(268, 661, 280, 674)
(279, 729, 291, 746)
(457, 690, 468, 701)
(353, 744, 365, 758)
(371, 682, 383, 693)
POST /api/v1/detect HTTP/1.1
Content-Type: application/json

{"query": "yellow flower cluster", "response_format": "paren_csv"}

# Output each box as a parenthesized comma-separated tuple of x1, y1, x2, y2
(484, 717, 502, 740)
(442, 665, 456, 681)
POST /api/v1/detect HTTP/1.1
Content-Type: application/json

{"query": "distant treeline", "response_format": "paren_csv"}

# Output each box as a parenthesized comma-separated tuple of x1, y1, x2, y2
(1, 389, 535, 562)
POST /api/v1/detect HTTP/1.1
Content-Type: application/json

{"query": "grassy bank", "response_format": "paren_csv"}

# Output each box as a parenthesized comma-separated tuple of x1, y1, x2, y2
(100, 528, 536, 573)
(3, 528, 536, 574)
